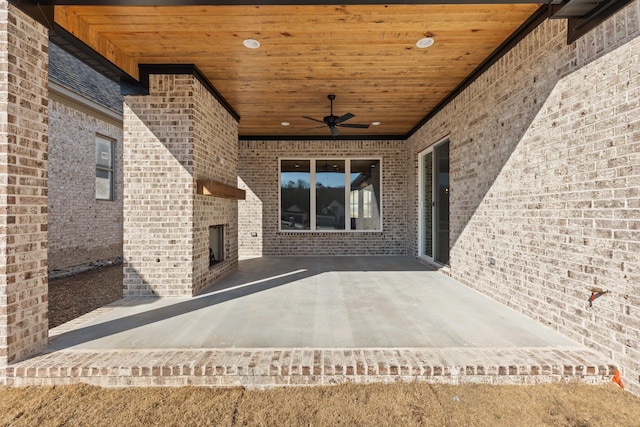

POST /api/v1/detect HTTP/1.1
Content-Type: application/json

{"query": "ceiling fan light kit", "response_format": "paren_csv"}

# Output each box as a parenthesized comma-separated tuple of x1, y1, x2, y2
(302, 94, 370, 137)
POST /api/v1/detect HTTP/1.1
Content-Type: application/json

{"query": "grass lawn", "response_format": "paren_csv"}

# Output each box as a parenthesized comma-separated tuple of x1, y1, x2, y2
(1, 382, 639, 426)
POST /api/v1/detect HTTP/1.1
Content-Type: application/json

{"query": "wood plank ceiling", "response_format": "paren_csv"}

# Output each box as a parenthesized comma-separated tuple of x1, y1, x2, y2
(54, 4, 541, 138)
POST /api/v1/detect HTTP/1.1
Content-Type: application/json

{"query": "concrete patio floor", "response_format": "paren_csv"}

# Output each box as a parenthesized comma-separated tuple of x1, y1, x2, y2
(3, 256, 616, 387)
(49, 256, 577, 350)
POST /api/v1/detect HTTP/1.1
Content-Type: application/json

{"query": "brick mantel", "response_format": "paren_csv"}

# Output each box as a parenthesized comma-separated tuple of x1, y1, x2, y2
(197, 179, 246, 200)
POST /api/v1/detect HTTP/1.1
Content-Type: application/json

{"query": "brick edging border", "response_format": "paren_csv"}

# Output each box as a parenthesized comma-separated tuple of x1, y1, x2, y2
(1, 347, 616, 388)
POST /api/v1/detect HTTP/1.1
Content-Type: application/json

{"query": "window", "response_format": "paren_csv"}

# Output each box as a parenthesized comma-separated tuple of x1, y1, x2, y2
(350, 159, 380, 230)
(280, 158, 381, 232)
(281, 160, 311, 230)
(95, 135, 114, 200)
(316, 160, 345, 230)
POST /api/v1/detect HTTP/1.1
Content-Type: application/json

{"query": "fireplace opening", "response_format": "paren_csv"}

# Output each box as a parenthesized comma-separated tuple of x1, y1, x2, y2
(209, 225, 224, 267)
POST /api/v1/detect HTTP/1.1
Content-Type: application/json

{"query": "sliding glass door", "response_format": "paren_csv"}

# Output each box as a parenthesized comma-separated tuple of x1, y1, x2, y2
(419, 140, 450, 265)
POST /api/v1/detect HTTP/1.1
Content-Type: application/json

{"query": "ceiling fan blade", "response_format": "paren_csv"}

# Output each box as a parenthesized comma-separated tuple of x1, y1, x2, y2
(338, 123, 370, 129)
(330, 126, 340, 137)
(335, 113, 355, 124)
(300, 125, 326, 131)
(302, 115, 324, 124)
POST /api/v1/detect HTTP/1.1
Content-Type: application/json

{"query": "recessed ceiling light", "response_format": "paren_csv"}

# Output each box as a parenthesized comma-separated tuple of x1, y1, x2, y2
(243, 38, 260, 49)
(416, 37, 434, 48)
(371, 121, 381, 126)
(281, 122, 290, 126)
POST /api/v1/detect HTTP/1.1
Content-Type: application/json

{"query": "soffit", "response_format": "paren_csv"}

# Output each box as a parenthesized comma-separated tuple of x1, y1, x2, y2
(54, 4, 541, 138)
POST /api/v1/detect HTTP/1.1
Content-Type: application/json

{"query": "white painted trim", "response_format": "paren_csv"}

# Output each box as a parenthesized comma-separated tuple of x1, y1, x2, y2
(310, 161, 317, 231)
(345, 159, 351, 231)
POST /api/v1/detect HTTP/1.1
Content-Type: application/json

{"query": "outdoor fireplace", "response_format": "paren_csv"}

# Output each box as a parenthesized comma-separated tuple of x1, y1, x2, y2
(209, 225, 224, 267)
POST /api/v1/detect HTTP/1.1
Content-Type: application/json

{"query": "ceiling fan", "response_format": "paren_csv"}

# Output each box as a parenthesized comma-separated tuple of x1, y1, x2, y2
(303, 94, 370, 137)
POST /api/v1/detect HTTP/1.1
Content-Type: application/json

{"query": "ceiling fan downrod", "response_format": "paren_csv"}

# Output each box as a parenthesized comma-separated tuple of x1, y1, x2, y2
(328, 94, 336, 118)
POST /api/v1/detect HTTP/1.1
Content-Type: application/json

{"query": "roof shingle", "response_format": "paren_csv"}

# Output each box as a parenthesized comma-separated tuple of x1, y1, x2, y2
(49, 43, 123, 114)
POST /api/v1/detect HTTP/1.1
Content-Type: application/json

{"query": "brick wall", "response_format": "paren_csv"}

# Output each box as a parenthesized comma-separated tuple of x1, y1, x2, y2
(0, 3, 49, 365)
(238, 140, 407, 257)
(47, 98, 123, 272)
(192, 79, 239, 295)
(408, 2, 640, 393)
(123, 74, 238, 297)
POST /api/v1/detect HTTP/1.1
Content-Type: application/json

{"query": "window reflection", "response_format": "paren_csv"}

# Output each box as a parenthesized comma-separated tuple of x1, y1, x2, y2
(279, 158, 381, 232)
(316, 160, 345, 230)
(280, 160, 311, 230)
(350, 159, 380, 230)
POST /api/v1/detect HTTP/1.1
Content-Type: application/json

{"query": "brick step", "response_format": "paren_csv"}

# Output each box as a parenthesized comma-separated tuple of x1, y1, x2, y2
(2, 347, 616, 388)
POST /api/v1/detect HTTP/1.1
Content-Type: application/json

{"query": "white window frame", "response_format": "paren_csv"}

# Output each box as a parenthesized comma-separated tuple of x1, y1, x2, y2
(279, 157, 383, 232)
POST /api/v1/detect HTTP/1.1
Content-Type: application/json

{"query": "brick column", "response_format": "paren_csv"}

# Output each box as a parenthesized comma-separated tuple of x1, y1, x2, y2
(123, 73, 239, 297)
(0, 3, 49, 366)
